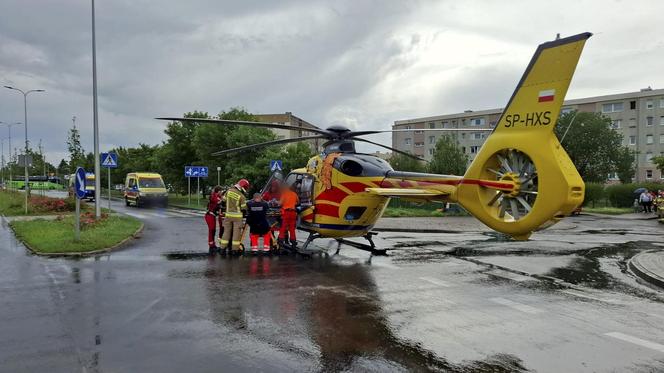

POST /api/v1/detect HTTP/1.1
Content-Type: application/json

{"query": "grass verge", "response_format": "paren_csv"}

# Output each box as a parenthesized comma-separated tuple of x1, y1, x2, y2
(582, 206, 634, 215)
(383, 207, 468, 217)
(0, 190, 107, 216)
(10, 215, 142, 254)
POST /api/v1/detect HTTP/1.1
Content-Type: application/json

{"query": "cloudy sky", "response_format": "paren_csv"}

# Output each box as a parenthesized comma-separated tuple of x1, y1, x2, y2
(1, 0, 663, 164)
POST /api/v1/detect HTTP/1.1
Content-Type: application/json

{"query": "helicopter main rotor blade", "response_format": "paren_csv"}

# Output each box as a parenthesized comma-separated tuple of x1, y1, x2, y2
(355, 128, 494, 135)
(354, 138, 427, 162)
(211, 135, 327, 156)
(156, 117, 330, 136)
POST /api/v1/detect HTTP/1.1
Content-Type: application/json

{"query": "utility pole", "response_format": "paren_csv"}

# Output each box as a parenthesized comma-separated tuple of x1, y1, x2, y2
(91, 0, 101, 219)
(4, 86, 45, 214)
(0, 121, 22, 191)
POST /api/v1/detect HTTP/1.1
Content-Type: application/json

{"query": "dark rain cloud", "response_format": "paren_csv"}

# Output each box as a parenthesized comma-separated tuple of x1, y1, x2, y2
(1, 0, 662, 163)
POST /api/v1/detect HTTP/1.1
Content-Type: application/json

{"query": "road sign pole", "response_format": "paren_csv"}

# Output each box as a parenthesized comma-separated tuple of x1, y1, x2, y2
(197, 177, 200, 207)
(75, 197, 80, 241)
(108, 167, 111, 211)
(217, 166, 220, 186)
(188, 177, 191, 207)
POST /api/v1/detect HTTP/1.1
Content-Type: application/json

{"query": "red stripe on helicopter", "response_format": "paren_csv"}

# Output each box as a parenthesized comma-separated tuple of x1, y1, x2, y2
(302, 213, 314, 221)
(340, 182, 370, 193)
(317, 187, 348, 204)
(379, 178, 513, 190)
(315, 203, 340, 218)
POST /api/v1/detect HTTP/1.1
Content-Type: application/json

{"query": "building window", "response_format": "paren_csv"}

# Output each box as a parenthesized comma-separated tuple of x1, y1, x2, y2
(405, 125, 412, 130)
(646, 116, 654, 126)
(660, 98, 664, 108)
(660, 116, 664, 125)
(462, 146, 466, 153)
(629, 135, 636, 145)
(428, 148, 434, 156)
(429, 136, 436, 144)
(469, 118, 485, 126)
(602, 102, 624, 113)
(442, 121, 449, 127)
(646, 100, 654, 109)
(646, 170, 653, 179)
(415, 142, 424, 147)
(629, 118, 636, 127)
(610, 120, 621, 129)
(470, 145, 480, 154)
(660, 134, 664, 144)
(561, 107, 573, 114)
(646, 152, 653, 163)
(608, 172, 619, 180)
(489, 120, 497, 127)
(414, 130, 423, 134)
(471, 133, 483, 140)
(429, 122, 436, 129)
(646, 134, 654, 144)
(630, 101, 636, 110)
(404, 138, 411, 146)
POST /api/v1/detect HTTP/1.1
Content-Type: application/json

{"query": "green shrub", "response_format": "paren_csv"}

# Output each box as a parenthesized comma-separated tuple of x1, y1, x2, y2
(582, 182, 605, 207)
(605, 182, 664, 207)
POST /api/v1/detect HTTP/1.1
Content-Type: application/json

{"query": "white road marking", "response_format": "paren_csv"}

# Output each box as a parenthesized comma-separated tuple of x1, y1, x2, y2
(489, 297, 543, 314)
(127, 297, 163, 323)
(419, 277, 452, 287)
(605, 332, 664, 353)
(148, 212, 166, 218)
(124, 212, 147, 219)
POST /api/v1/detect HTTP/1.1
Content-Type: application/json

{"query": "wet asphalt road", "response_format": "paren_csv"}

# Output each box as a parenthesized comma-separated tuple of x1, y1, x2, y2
(1, 201, 664, 372)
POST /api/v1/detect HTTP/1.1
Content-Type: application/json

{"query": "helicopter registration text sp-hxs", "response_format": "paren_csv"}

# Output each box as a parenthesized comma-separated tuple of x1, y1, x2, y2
(158, 32, 591, 253)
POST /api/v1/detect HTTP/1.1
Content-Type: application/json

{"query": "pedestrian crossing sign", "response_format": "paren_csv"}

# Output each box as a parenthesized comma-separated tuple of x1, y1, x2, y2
(101, 152, 118, 168)
(270, 160, 282, 172)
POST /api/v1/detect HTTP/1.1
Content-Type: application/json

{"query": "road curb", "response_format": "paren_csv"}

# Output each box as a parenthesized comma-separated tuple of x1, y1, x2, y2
(6, 217, 144, 258)
(628, 250, 664, 290)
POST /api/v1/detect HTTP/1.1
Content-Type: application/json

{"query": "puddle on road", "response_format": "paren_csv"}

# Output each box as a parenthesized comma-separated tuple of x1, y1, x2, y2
(164, 252, 215, 261)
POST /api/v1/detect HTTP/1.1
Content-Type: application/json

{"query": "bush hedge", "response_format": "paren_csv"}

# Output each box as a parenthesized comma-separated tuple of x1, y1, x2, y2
(604, 182, 663, 208)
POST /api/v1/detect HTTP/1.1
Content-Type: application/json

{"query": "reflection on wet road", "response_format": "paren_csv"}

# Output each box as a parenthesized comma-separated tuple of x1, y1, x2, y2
(1, 201, 663, 372)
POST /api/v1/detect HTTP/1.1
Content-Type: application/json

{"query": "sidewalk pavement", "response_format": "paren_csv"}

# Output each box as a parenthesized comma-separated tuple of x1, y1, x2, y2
(629, 250, 664, 290)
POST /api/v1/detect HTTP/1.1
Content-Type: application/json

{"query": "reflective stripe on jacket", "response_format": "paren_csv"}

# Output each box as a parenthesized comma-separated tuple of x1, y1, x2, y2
(224, 187, 246, 218)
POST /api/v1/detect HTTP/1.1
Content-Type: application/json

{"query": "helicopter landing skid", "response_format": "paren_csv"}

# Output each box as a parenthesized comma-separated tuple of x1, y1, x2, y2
(335, 232, 387, 257)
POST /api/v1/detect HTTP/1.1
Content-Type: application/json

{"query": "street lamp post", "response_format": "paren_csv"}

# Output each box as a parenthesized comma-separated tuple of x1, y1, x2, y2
(0, 138, 5, 188)
(4, 86, 45, 214)
(91, 0, 101, 219)
(0, 121, 23, 191)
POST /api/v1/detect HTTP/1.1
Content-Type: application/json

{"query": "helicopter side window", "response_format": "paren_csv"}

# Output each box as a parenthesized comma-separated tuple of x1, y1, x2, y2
(284, 173, 314, 208)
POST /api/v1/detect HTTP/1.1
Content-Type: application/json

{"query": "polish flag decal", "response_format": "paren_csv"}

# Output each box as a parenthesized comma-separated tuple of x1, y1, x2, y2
(538, 89, 555, 102)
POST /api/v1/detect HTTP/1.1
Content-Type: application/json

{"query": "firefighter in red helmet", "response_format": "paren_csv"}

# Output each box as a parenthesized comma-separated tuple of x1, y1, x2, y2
(220, 179, 249, 254)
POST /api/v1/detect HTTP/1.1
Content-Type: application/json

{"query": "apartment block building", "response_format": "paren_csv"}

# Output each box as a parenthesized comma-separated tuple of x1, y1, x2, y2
(255, 112, 323, 152)
(392, 88, 664, 182)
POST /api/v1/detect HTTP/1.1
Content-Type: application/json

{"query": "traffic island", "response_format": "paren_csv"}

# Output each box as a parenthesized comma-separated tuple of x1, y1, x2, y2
(9, 214, 143, 256)
(628, 250, 664, 290)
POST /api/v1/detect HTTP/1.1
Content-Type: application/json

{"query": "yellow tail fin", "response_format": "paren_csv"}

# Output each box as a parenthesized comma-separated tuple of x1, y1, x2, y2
(456, 33, 591, 240)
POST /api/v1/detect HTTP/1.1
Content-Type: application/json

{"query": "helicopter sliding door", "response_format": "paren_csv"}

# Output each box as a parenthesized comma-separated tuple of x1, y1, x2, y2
(285, 172, 316, 225)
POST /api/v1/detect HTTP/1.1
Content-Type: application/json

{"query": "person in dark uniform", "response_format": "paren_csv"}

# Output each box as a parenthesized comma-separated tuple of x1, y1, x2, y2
(246, 193, 271, 253)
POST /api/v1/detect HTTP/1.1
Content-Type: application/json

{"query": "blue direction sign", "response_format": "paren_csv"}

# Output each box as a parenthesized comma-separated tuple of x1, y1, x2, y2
(270, 160, 282, 172)
(184, 166, 209, 178)
(101, 152, 118, 168)
(74, 167, 87, 199)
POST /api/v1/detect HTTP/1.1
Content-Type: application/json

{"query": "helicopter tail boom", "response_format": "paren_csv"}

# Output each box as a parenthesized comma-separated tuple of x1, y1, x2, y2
(454, 32, 590, 240)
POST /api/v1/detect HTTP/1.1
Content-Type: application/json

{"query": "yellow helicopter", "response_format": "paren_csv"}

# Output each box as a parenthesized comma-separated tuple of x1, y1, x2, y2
(159, 32, 590, 254)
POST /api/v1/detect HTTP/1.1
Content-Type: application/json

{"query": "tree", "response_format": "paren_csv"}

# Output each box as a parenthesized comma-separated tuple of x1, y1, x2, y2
(56, 159, 69, 177)
(555, 111, 627, 183)
(157, 111, 207, 193)
(653, 156, 664, 176)
(614, 147, 636, 184)
(389, 153, 426, 172)
(427, 136, 469, 175)
(66, 125, 85, 170)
